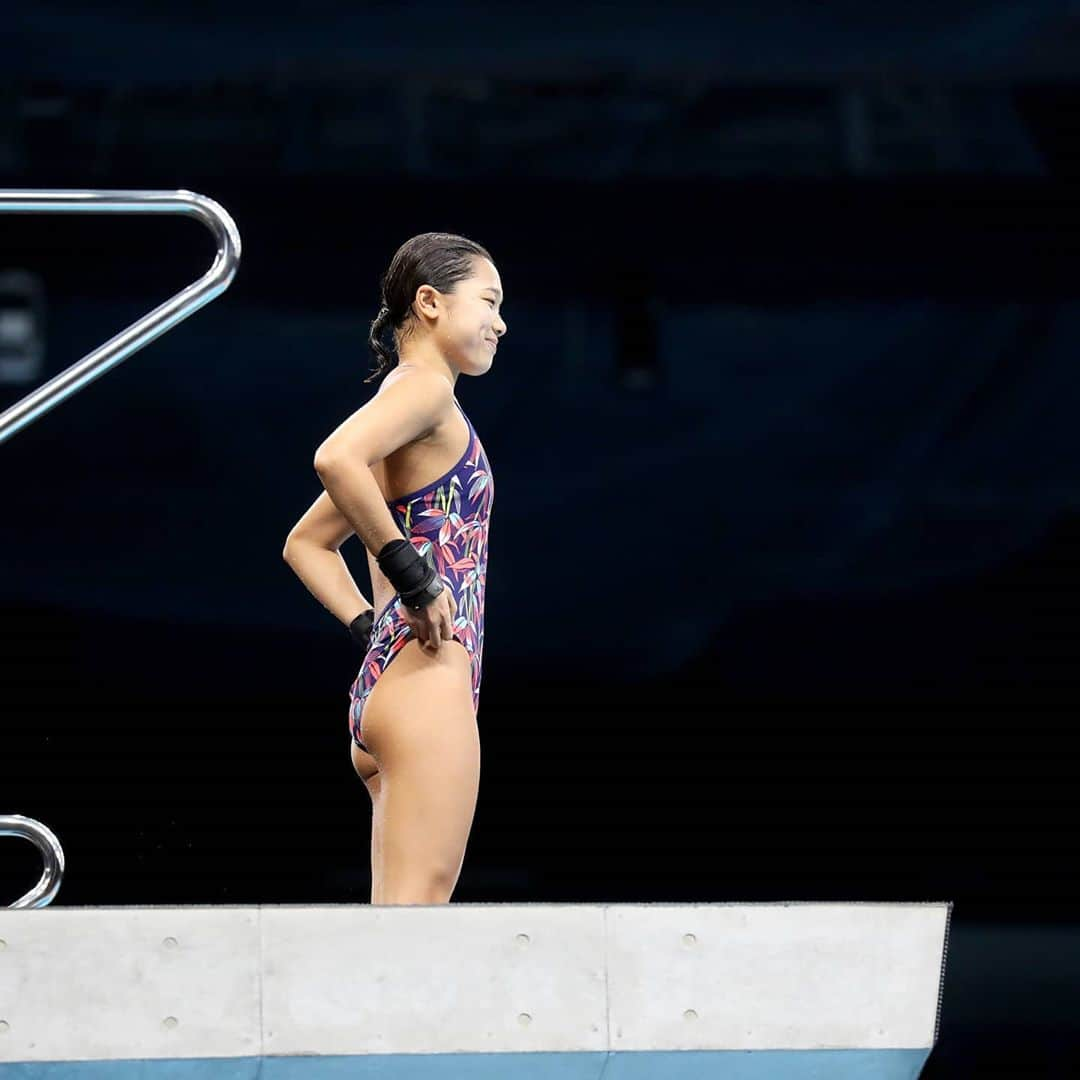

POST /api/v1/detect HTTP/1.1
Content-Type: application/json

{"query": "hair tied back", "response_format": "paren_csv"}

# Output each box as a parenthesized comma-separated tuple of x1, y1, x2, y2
(365, 231, 493, 384)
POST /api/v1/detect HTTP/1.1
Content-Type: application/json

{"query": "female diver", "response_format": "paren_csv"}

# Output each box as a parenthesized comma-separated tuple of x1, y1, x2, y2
(282, 233, 504, 905)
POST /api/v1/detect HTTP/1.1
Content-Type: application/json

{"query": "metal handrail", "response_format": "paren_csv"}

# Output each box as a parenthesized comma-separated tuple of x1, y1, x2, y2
(0, 189, 241, 446)
(1, 815, 65, 908)
(0, 190, 242, 906)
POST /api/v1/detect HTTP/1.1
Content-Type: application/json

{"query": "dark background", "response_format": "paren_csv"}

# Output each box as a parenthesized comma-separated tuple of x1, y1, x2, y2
(2, 3, 1079, 1074)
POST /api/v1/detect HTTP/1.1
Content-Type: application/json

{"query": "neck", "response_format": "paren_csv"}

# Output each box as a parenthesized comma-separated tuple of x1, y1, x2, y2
(394, 341, 458, 388)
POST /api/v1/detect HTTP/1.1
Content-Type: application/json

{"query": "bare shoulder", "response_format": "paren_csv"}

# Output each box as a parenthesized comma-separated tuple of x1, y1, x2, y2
(380, 364, 452, 395)
(315, 366, 453, 469)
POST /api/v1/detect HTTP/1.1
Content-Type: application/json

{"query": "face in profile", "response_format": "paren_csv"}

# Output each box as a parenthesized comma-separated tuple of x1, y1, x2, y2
(419, 256, 506, 375)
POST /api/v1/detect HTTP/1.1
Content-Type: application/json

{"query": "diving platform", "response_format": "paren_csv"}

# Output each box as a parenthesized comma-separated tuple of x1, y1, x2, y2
(0, 901, 949, 1078)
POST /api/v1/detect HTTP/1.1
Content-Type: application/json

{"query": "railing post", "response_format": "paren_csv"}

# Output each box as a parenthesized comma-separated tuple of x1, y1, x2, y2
(0, 191, 241, 907)
(0, 815, 65, 908)
(0, 189, 241, 446)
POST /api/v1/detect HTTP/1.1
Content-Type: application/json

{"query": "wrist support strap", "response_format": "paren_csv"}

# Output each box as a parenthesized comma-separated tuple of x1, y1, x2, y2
(377, 539, 445, 611)
(349, 609, 374, 647)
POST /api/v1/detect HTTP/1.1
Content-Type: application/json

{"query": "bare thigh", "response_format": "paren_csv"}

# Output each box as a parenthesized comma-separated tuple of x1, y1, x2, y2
(347, 740, 383, 903)
(360, 637, 480, 898)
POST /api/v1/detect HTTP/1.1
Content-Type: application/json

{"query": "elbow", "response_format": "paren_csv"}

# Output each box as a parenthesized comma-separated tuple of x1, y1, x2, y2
(313, 447, 341, 481)
(282, 528, 308, 563)
(315, 443, 371, 479)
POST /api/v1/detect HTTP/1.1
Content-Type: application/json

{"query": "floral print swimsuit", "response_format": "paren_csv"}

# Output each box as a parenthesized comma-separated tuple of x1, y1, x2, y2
(349, 398, 494, 751)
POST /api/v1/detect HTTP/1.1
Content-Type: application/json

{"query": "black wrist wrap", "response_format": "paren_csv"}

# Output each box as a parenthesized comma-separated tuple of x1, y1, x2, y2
(349, 610, 374, 647)
(377, 539, 445, 611)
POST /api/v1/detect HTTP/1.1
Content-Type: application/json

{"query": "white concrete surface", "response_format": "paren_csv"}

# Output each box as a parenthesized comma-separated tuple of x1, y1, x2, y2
(0, 901, 950, 1067)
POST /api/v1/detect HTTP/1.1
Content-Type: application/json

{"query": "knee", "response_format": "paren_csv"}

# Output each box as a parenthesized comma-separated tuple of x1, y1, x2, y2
(429, 863, 460, 897)
(378, 865, 459, 906)
(376, 882, 451, 906)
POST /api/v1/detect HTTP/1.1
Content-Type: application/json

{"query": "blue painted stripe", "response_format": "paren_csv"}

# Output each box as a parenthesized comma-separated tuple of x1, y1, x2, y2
(603, 1049, 932, 1079)
(0, 1048, 932, 1080)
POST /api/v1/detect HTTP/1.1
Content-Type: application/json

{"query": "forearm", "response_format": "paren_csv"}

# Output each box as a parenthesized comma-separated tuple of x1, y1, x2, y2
(284, 460, 405, 627)
(284, 540, 372, 627)
(315, 458, 404, 559)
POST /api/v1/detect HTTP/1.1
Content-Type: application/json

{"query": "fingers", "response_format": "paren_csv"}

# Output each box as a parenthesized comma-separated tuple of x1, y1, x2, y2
(437, 603, 454, 650)
(425, 597, 455, 653)
(409, 592, 455, 654)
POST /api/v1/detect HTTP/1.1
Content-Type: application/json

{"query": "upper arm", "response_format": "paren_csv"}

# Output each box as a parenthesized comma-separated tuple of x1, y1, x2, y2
(285, 489, 356, 551)
(313, 369, 453, 472)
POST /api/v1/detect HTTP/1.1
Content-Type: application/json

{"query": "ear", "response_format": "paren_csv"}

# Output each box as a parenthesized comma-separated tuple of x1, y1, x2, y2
(414, 283, 442, 320)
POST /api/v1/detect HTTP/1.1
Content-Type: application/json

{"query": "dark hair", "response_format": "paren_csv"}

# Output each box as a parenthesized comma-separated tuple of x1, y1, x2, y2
(365, 232, 494, 383)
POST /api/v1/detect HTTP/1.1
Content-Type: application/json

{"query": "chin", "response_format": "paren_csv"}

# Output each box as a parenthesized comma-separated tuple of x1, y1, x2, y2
(463, 353, 494, 376)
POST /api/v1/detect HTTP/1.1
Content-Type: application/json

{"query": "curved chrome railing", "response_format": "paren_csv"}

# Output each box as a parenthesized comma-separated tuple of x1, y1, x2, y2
(1, 815, 65, 908)
(0, 189, 242, 446)
(0, 190, 242, 906)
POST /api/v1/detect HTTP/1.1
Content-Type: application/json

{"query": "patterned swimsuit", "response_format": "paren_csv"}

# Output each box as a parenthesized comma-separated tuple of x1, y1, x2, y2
(348, 398, 494, 751)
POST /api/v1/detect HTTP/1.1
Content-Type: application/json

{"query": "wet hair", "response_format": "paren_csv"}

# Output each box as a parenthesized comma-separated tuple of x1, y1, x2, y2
(365, 232, 494, 383)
